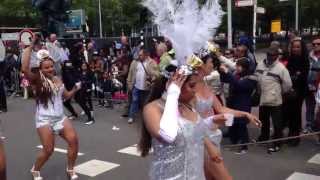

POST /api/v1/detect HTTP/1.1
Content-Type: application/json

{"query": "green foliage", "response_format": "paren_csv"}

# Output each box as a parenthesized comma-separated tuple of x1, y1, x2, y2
(71, 0, 145, 36)
(0, 0, 38, 27)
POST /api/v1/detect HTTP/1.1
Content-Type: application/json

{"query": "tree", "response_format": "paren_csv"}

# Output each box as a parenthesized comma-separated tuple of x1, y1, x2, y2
(0, 0, 38, 27)
(71, 0, 145, 37)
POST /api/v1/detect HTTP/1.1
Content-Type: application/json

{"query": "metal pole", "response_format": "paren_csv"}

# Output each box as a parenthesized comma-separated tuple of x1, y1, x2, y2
(295, 0, 299, 31)
(140, 30, 144, 46)
(98, 0, 103, 38)
(227, 0, 233, 49)
(253, 0, 257, 51)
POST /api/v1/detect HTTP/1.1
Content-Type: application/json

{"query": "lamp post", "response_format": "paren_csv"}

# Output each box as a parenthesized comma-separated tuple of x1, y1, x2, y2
(295, 0, 299, 31)
(98, 0, 103, 38)
(253, 0, 257, 51)
(227, 0, 233, 49)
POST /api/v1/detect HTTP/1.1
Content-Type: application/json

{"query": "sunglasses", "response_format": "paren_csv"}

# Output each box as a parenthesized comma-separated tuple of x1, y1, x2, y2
(313, 43, 320, 46)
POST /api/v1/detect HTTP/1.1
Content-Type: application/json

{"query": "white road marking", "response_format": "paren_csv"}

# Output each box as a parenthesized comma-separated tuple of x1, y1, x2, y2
(118, 144, 141, 156)
(74, 159, 120, 177)
(287, 172, 320, 180)
(36, 145, 84, 156)
(308, 154, 320, 165)
(117, 144, 153, 156)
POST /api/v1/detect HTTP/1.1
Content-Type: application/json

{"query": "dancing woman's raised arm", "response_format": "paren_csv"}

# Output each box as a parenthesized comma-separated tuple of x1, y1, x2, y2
(21, 46, 37, 82)
(143, 73, 187, 143)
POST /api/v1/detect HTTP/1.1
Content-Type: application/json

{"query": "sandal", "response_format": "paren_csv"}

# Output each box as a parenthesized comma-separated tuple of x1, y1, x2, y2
(66, 168, 79, 180)
(30, 166, 43, 180)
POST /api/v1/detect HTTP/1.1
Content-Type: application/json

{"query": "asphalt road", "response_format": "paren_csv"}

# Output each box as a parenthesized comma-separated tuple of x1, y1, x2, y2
(0, 96, 319, 180)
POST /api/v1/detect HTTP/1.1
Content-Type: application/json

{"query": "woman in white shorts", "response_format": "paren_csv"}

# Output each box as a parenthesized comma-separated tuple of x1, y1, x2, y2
(22, 41, 81, 180)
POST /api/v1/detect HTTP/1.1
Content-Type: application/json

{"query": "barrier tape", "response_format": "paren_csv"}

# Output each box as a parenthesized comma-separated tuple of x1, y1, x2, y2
(222, 131, 320, 148)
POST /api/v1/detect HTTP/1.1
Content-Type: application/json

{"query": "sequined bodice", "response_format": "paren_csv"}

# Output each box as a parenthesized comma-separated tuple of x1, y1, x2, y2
(150, 113, 206, 180)
(195, 95, 222, 148)
(150, 129, 186, 180)
(195, 96, 214, 117)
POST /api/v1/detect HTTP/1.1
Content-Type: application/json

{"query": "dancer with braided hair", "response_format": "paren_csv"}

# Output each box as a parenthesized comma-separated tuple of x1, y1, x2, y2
(22, 39, 81, 180)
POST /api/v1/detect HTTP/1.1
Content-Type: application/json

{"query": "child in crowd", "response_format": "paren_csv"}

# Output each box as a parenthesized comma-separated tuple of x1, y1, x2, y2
(97, 71, 114, 108)
(220, 58, 257, 154)
(20, 73, 29, 99)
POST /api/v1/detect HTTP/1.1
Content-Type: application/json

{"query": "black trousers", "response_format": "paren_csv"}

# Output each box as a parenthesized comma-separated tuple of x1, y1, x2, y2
(0, 80, 7, 111)
(63, 99, 78, 117)
(258, 106, 283, 147)
(75, 91, 93, 121)
(98, 91, 113, 106)
(229, 118, 249, 149)
(282, 96, 304, 145)
(84, 91, 93, 111)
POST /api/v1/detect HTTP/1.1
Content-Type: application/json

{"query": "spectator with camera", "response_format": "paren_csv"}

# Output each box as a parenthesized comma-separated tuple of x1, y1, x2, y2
(127, 49, 159, 124)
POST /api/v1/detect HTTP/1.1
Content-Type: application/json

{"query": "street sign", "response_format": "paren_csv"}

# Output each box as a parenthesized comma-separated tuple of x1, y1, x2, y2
(0, 33, 19, 41)
(271, 20, 282, 33)
(235, 0, 253, 7)
(64, 9, 86, 33)
(257, 7, 266, 14)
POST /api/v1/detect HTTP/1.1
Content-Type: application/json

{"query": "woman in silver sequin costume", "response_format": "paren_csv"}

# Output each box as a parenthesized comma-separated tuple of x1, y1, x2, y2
(138, 65, 229, 180)
(195, 55, 261, 180)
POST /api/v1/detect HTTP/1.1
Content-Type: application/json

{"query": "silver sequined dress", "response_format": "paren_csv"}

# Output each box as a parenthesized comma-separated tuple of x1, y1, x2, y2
(195, 96, 222, 149)
(150, 107, 207, 180)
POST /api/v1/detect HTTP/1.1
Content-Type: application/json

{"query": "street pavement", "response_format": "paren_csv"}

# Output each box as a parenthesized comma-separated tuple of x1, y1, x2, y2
(1, 97, 320, 180)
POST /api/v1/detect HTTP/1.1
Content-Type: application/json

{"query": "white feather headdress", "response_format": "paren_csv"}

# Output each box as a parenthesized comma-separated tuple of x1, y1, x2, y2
(142, 0, 224, 65)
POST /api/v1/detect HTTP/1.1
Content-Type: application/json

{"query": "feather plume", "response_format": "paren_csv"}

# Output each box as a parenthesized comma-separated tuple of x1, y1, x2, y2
(142, 0, 224, 64)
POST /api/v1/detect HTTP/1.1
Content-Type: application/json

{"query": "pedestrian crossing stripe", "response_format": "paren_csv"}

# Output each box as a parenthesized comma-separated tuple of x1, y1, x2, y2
(117, 144, 153, 157)
(74, 159, 120, 177)
(308, 153, 320, 165)
(117, 144, 141, 156)
(36, 145, 84, 156)
(287, 172, 320, 180)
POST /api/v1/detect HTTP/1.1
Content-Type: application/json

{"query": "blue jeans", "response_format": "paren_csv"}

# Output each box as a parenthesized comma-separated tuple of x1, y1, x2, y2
(129, 87, 149, 118)
(305, 92, 316, 130)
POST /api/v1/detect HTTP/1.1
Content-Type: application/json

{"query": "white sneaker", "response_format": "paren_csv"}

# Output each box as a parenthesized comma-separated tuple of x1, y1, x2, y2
(128, 118, 134, 124)
(30, 166, 43, 180)
(85, 121, 95, 125)
(67, 168, 79, 179)
(235, 149, 248, 155)
(80, 111, 85, 116)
